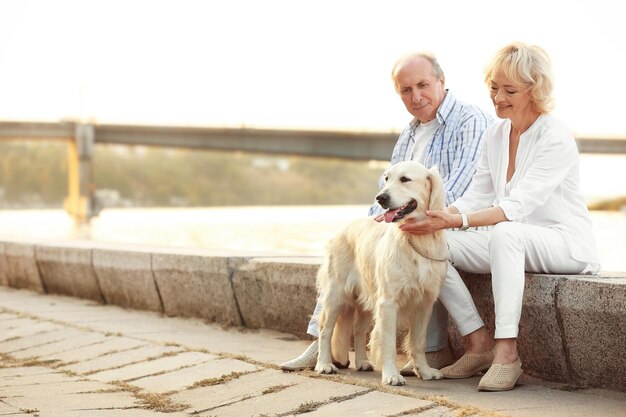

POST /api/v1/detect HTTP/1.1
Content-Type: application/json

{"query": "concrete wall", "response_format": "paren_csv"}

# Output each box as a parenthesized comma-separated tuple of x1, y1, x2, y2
(0, 239, 623, 392)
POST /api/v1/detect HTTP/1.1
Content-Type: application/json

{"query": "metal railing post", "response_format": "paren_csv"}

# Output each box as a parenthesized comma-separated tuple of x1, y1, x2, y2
(64, 123, 97, 222)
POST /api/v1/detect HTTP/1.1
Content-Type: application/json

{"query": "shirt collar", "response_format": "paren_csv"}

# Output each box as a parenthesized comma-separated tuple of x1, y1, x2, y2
(410, 89, 456, 130)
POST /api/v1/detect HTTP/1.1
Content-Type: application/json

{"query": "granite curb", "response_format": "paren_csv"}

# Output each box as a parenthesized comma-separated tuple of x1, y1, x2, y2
(0, 238, 624, 392)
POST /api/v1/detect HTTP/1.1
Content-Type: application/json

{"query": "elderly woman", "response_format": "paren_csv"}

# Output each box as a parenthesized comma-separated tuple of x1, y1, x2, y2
(401, 42, 600, 391)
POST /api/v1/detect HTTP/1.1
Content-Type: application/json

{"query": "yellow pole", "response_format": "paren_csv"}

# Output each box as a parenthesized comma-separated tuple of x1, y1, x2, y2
(64, 139, 81, 221)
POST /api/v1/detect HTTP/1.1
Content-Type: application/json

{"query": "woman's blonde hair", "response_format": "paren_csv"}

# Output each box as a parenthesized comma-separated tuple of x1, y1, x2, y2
(484, 42, 554, 113)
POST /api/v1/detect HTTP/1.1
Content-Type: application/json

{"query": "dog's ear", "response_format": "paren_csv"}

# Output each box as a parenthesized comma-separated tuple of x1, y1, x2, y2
(427, 165, 445, 210)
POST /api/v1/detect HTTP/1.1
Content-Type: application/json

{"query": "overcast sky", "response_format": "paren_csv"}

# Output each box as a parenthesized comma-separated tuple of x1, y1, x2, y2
(0, 0, 624, 137)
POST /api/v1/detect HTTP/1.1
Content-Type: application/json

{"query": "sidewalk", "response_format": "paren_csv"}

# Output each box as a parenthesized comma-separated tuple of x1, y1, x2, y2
(0, 287, 623, 417)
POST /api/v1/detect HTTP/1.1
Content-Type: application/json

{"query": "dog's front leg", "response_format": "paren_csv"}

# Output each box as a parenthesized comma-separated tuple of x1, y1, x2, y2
(409, 302, 443, 381)
(375, 299, 404, 386)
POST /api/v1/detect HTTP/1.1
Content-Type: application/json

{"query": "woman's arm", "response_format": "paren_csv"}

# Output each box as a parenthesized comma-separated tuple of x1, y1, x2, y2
(400, 205, 508, 234)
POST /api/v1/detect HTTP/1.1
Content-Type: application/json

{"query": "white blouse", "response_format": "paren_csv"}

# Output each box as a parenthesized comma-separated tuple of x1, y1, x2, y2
(452, 114, 601, 271)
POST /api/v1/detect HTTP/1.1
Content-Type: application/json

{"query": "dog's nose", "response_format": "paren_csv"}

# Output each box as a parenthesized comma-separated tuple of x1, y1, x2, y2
(376, 193, 389, 207)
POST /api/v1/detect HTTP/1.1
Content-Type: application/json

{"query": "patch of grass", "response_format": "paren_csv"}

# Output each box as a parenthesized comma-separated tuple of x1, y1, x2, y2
(291, 400, 323, 415)
(262, 384, 294, 395)
(216, 351, 279, 370)
(111, 380, 189, 413)
(135, 391, 189, 413)
(187, 370, 255, 389)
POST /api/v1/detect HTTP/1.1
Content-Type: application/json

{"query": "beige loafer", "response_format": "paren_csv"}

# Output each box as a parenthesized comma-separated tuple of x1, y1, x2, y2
(400, 347, 455, 376)
(478, 358, 523, 392)
(441, 350, 494, 379)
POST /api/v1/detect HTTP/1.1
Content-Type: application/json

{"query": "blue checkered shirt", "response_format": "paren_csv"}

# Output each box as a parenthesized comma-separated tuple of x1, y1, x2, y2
(369, 91, 493, 216)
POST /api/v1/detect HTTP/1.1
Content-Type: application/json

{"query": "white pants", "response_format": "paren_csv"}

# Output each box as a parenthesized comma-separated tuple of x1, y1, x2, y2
(441, 222, 589, 339)
(307, 296, 449, 351)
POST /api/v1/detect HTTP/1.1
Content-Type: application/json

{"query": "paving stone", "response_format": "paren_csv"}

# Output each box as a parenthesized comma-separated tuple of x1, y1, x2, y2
(132, 357, 259, 392)
(0, 401, 21, 414)
(60, 344, 183, 375)
(0, 379, 114, 397)
(36, 409, 189, 417)
(0, 317, 42, 332)
(3, 392, 137, 412)
(7, 328, 92, 359)
(37, 332, 109, 360)
(172, 368, 302, 411)
(0, 311, 19, 320)
(194, 372, 369, 417)
(0, 365, 53, 378)
(50, 336, 148, 363)
(0, 371, 81, 387)
(0, 327, 74, 353)
(302, 390, 433, 417)
(88, 351, 216, 383)
(0, 321, 63, 342)
(174, 369, 369, 415)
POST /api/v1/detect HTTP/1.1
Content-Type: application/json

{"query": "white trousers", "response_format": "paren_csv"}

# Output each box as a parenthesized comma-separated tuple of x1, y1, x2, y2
(307, 296, 449, 351)
(442, 222, 589, 339)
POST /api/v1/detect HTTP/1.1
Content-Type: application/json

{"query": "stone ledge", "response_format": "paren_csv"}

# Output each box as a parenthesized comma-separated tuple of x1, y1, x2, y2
(0, 239, 623, 392)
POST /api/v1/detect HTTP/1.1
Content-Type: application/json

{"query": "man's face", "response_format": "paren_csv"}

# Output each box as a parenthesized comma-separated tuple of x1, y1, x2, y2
(394, 58, 446, 123)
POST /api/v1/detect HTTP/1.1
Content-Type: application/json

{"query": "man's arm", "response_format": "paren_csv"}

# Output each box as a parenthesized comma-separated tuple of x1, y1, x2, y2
(443, 114, 492, 205)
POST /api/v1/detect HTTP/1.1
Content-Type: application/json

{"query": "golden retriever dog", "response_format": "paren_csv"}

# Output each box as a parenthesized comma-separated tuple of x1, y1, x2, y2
(314, 160, 448, 385)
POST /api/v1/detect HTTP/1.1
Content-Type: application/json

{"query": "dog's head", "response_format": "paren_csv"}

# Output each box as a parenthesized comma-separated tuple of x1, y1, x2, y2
(375, 161, 445, 223)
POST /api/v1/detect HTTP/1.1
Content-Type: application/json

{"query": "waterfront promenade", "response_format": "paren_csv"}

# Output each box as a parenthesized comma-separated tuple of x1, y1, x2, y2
(0, 287, 624, 417)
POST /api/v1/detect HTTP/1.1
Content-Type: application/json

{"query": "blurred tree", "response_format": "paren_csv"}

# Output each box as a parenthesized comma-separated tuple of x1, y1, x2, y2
(0, 141, 384, 208)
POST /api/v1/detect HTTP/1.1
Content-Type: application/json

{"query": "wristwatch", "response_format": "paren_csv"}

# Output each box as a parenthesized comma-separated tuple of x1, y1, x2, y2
(459, 213, 470, 231)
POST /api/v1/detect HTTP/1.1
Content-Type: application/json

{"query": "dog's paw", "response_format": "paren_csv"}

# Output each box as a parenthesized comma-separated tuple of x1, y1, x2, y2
(356, 360, 374, 372)
(418, 367, 443, 380)
(382, 373, 406, 386)
(315, 362, 338, 374)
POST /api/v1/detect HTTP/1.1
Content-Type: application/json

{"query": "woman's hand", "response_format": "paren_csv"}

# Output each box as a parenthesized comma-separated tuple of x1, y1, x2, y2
(400, 210, 459, 234)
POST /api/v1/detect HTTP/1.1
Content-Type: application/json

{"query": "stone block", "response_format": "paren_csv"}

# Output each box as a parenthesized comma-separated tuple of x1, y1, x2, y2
(92, 248, 162, 312)
(35, 242, 104, 302)
(232, 257, 321, 337)
(517, 274, 570, 382)
(151, 247, 242, 326)
(557, 275, 626, 391)
(449, 272, 570, 383)
(4, 241, 44, 292)
(0, 242, 8, 286)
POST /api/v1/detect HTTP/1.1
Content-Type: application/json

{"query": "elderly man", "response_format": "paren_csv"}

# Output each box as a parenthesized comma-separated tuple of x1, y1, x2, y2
(281, 51, 493, 375)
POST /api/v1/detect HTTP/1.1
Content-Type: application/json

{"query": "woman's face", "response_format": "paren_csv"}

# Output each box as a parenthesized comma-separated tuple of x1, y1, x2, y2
(489, 70, 534, 120)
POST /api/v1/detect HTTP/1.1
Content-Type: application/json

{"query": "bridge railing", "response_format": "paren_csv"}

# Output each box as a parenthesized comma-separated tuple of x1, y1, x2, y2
(1, 120, 625, 221)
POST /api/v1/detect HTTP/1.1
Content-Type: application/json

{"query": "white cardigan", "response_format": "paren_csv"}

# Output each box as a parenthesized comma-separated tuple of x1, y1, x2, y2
(452, 114, 601, 271)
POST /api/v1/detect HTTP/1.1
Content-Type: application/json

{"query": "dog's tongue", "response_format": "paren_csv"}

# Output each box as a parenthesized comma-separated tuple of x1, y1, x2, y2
(383, 209, 400, 223)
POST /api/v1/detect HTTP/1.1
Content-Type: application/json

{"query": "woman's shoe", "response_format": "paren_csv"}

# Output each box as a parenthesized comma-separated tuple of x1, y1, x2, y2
(441, 350, 494, 379)
(477, 358, 522, 392)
